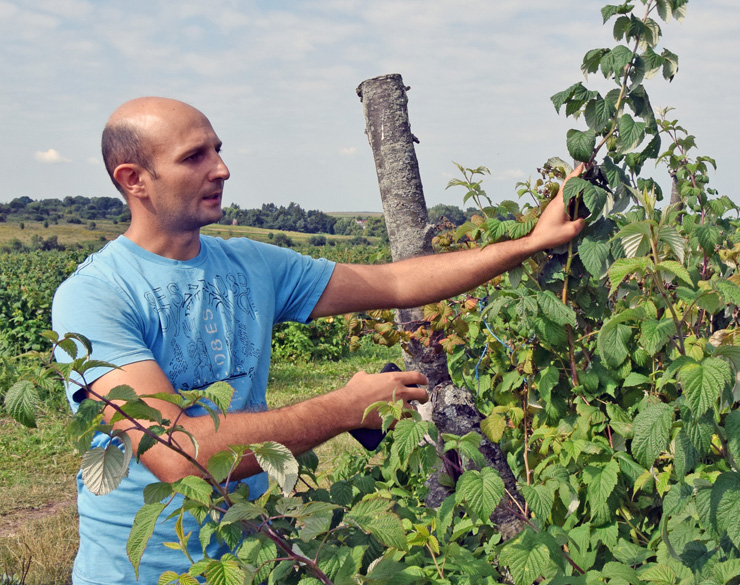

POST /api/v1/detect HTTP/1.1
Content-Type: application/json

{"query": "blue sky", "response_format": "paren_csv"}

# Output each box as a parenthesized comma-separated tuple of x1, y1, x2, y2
(1, 1, 737, 211)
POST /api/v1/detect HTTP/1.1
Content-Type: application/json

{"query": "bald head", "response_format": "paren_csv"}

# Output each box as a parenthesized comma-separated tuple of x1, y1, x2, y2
(101, 97, 208, 196)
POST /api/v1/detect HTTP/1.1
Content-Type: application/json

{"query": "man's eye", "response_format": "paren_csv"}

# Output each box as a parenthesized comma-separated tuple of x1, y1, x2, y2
(185, 152, 203, 162)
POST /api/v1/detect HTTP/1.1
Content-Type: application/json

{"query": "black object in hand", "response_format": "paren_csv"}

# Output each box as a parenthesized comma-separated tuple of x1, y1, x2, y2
(349, 362, 416, 451)
(568, 164, 611, 220)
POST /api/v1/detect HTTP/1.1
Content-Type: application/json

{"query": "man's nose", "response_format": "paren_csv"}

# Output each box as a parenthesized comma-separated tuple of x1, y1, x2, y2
(212, 154, 230, 181)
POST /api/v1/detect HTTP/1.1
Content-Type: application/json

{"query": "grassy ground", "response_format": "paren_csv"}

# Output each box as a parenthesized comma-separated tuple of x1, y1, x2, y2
(0, 219, 375, 249)
(0, 343, 401, 585)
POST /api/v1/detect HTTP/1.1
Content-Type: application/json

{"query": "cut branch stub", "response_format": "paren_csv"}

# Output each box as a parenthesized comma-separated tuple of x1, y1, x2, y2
(357, 74, 435, 263)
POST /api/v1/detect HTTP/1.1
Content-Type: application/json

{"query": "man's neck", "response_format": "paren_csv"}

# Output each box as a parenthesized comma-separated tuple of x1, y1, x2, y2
(123, 224, 202, 261)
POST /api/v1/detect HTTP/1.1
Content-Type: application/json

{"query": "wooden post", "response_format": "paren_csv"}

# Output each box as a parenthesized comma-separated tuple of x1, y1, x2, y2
(357, 74, 525, 539)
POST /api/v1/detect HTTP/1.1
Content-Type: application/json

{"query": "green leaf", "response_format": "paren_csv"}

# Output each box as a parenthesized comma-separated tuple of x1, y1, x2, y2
(109, 399, 163, 424)
(207, 449, 240, 484)
(639, 319, 676, 356)
(617, 113, 646, 154)
(583, 460, 619, 521)
(204, 556, 244, 585)
(608, 257, 650, 294)
(615, 221, 653, 258)
(521, 484, 554, 521)
(200, 381, 234, 414)
(725, 411, 740, 467)
(715, 473, 740, 549)
(582, 48, 609, 75)
(127, 503, 167, 579)
(585, 97, 616, 133)
(81, 435, 132, 496)
(237, 535, 276, 584)
(662, 48, 678, 80)
(4, 380, 39, 428)
(611, 538, 654, 565)
(173, 476, 213, 505)
(105, 384, 138, 402)
(715, 279, 740, 308)
(248, 441, 298, 495)
(632, 401, 673, 468)
(714, 558, 740, 585)
(455, 468, 504, 521)
(679, 358, 732, 416)
(658, 224, 685, 263)
(536, 290, 576, 327)
(143, 482, 173, 504)
(392, 419, 428, 464)
(579, 235, 611, 278)
(598, 319, 632, 369)
(567, 129, 597, 162)
(481, 413, 507, 443)
(500, 530, 552, 585)
(346, 498, 406, 549)
(601, 45, 634, 78)
(655, 260, 693, 287)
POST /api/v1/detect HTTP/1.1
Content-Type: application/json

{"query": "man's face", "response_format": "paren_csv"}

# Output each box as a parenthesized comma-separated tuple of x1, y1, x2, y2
(143, 105, 230, 232)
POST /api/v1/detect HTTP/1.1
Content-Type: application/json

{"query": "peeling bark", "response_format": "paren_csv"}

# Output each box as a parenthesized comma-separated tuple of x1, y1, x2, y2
(357, 73, 525, 539)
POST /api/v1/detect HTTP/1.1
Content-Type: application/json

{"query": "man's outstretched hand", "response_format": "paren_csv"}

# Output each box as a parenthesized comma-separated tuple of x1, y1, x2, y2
(526, 164, 587, 252)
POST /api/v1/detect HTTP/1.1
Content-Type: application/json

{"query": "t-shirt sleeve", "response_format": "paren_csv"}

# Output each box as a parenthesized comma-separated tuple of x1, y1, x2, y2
(247, 241, 335, 325)
(51, 275, 155, 411)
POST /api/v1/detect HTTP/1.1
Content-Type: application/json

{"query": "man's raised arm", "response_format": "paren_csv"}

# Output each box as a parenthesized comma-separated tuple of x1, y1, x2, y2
(311, 166, 585, 318)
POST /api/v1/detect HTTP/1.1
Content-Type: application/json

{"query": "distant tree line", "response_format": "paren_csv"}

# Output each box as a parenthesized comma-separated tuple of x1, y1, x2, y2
(0, 196, 477, 233)
(0, 195, 130, 224)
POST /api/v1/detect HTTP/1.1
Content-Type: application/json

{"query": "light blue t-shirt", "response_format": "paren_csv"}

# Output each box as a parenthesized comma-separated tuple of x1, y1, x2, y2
(51, 234, 335, 585)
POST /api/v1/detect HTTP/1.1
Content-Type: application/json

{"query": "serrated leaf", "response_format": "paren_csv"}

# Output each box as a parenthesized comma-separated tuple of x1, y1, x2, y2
(481, 413, 507, 443)
(105, 384, 138, 402)
(4, 380, 39, 428)
(615, 221, 652, 259)
(583, 460, 619, 522)
(207, 449, 240, 484)
(127, 502, 167, 579)
(173, 476, 213, 505)
(611, 538, 654, 565)
(392, 419, 428, 464)
(143, 482, 173, 504)
(579, 235, 611, 278)
(655, 260, 693, 287)
(455, 468, 504, 521)
(726, 411, 740, 466)
(598, 319, 632, 368)
(248, 441, 298, 495)
(203, 556, 244, 585)
(715, 473, 740, 549)
(567, 129, 597, 163)
(237, 535, 276, 584)
(500, 530, 552, 585)
(658, 224, 685, 263)
(608, 257, 650, 294)
(81, 436, 131, 496)
(521, 484, 554, 521)
(109, 400, 163, 425)
(537, 290, 576, 327)
(585, 97, 616, 133)
(346, 498, 406, 549)
(679, 358, 732, 416)
(695, 225, 721, 256)
(632, 401, 673, 468)
(639, 318, 676, 356)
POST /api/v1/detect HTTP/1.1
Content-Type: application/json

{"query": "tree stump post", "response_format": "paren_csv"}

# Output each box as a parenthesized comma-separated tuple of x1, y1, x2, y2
(356, 74, 525, 539)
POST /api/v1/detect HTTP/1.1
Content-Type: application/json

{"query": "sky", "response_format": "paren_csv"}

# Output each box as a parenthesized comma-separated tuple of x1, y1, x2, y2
(1, 0, 738, 212)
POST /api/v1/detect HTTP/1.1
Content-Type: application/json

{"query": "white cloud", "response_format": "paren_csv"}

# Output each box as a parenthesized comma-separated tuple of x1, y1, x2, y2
(87, 157, 99, 165)
(35, 148, 71, 163)
(339, 146, 357, 156)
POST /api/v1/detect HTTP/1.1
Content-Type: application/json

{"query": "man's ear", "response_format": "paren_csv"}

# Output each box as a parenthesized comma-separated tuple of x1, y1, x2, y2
(113, 164, 148, 199)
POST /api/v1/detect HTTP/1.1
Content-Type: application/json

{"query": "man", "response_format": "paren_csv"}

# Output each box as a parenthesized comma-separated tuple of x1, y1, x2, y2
(52, 97, 584, 584)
